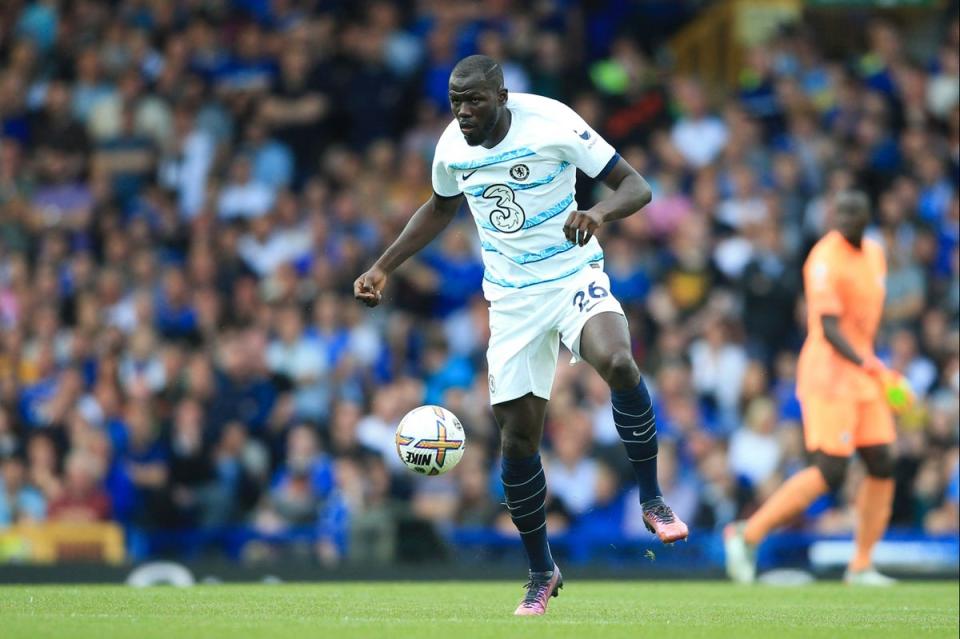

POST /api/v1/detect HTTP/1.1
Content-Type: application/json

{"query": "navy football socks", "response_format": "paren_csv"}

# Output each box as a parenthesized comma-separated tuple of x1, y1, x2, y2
(501, 454, 554, 573)
(612, 379, 662, 504)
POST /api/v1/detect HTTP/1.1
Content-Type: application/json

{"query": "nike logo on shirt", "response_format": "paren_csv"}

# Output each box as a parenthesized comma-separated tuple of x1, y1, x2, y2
(461, 170, 478, 180)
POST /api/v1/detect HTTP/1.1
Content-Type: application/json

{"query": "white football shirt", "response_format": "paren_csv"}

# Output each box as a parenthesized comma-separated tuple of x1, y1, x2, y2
(432, 93, 619, 301)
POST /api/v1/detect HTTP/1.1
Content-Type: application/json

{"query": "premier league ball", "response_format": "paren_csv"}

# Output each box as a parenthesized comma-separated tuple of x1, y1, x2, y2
(395, 405, 466, 476)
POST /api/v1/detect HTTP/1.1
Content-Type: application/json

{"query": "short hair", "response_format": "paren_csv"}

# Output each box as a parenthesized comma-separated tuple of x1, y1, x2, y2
(450, 55, 504, 90)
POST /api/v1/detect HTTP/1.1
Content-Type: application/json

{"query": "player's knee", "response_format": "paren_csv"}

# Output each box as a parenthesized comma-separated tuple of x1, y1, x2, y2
(812, 451, 848, 492)
(858, 444, 895, 479)
(598, 350, 641, 390)
(500, 427, 539, 459)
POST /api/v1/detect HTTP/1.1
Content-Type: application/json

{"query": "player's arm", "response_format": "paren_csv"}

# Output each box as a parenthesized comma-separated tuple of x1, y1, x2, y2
(563, 157, 652, 246)
(354, 192, 463, 307)
(821, 315, 884, 373)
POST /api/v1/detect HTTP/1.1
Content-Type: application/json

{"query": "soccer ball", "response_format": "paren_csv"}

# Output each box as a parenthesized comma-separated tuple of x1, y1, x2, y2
(395, 405, 465, 475)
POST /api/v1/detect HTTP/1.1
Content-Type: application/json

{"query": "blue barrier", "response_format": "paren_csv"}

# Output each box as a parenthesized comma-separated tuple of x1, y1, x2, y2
(132, 524, 959, 575)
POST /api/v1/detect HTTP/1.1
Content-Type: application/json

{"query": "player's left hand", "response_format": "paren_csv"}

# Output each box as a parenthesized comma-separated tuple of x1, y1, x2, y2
(563, 209, 604, 246)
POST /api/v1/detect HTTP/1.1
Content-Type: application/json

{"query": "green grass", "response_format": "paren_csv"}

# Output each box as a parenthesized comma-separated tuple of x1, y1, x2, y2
(0, 581, 957, 639)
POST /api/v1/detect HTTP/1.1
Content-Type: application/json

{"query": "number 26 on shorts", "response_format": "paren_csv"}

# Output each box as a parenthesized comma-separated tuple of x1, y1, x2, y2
(572, 280, 608, 312)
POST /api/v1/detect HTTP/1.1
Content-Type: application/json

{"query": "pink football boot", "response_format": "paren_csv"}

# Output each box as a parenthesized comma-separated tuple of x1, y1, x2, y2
(514, 565, 563, 616)
(642, 497, 689, 544)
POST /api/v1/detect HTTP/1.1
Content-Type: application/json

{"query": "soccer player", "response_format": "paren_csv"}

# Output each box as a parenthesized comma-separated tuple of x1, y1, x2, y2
(725, 190, 899, 586)
(354, 55, 688, 615)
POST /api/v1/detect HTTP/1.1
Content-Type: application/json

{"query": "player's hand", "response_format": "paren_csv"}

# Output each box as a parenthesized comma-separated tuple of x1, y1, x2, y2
(354, 266, 388, 307)
(879, 369, 915, 414)
(563, 209, 604, 246)
(862, 354, 887, 377)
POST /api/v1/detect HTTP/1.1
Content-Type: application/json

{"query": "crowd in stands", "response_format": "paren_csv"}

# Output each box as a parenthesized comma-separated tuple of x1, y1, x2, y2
(0, 1, 957, 564)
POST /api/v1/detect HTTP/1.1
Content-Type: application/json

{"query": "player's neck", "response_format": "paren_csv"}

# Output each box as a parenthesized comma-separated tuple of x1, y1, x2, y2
(481, 108, 512, 149)
(840, 233, 863, 250)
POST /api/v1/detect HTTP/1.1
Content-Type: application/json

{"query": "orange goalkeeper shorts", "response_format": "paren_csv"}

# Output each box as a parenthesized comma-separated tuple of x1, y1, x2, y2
(800, 395, 896, 457)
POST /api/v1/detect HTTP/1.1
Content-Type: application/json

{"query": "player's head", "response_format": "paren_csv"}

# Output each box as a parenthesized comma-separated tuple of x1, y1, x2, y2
(834, 189, 870, 245)
(448, 55, 507, 146)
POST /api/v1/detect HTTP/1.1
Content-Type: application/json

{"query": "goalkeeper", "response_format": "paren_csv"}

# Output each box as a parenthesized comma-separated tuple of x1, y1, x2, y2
(725, 190, 912, 586)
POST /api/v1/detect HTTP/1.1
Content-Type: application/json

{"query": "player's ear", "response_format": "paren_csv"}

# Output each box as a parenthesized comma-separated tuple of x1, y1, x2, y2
(498, 87, 508, 106)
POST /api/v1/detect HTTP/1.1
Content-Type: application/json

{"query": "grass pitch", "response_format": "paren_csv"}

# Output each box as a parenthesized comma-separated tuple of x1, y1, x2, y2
(0, 581, 957, 639)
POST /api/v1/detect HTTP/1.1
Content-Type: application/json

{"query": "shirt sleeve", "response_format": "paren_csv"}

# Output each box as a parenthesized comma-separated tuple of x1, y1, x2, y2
(431, 142, 461, 198)
(805, 251, 843, 317)
(544, 104, 618, 179)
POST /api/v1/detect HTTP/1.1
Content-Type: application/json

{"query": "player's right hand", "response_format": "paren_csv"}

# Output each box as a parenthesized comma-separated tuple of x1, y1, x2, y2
(354, 267, 388, 307)
(879, 369, 915, 414)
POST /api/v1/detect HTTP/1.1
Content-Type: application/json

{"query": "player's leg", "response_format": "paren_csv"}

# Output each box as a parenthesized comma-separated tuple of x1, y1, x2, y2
(746, 451, 844, 544)
(726, 395, 853, 583)
(493, 394, 563, 615)
(486, 296, 562, 615)
(846, 398, 898, 585)
(577, 310, 688, 543)
(494, 393, 553, 572)
(846, 444, 896, 584)
(725, 452, 844, 583)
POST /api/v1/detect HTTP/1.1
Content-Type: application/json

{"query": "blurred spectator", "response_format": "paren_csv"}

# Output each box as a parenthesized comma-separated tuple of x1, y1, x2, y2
(260, 46, 329, 178)
(884, 236, 927, 328)
(670, 78, 729, 168)
(209, 329, 277, 435)
(728, 398, 782, 489)
(158, 105, 215, 219)
(267, 303, 329, 422)
(30, 78, 90, 182)
(122, 401, 168, 527)
(420, 224, 483, 318)
(421, 332, 473, 407)
(255, 425, 337, 534)
(925, 451, 959, 533)
(0, 456, 46, 527)
(92, 103, 157, 211)
(547, 410, 610, 517)
(356, 387, 406, 473)
(738, 221, 800, 361)
(454, 454, 500, 527)
(217, 155, 275, 220)
(118, 328, 166, 397)
(209, 421, 266, 526)
(689, 316, 748, 431)
(47, 450, 111, 522)
(168, 398, 214, 526)
(243, 117, 294, 191)
(717, 163, 768, 232)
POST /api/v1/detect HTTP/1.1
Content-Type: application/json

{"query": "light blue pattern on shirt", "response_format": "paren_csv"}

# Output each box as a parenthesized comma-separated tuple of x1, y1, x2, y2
(477, 193, 575, 233)
(483, 253, 604, 289)
(448, 147, 536, 171)
(480, 239, 577, 264)
(463, 162, 570, 197)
